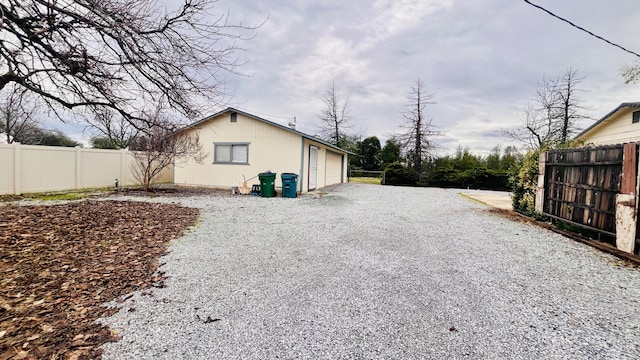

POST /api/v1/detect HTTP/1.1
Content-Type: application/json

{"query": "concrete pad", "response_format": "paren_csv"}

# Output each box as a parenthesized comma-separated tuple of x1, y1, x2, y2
(461, 191, 513, 211)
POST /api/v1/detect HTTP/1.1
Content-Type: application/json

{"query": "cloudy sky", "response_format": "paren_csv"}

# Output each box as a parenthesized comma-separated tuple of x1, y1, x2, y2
(60, 0, 640, 155)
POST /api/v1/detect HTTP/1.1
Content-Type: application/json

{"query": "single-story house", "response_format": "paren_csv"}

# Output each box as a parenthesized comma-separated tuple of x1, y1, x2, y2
(173, 107, 350, 194)
(575, 102, 640, 145)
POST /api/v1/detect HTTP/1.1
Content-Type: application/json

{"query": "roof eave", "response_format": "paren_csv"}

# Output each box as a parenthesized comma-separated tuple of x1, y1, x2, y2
(177, 107, 352, 155)
(575, 102, 640, 140)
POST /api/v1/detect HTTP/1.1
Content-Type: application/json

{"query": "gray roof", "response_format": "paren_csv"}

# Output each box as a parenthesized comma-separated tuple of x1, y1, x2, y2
(181, 107, 353, 155)
(575, 102, 640, 139)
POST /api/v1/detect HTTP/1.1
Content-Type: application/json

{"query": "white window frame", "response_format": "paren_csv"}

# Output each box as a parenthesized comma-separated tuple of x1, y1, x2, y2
(214, 142, 250, 164)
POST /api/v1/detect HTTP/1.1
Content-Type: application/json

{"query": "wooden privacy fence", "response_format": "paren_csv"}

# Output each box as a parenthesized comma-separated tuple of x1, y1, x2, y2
(542, 145, 623, 236)
(536, 143, 638, 254)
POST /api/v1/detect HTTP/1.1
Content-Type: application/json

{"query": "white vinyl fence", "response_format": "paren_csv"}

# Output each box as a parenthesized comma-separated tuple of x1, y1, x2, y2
(0, 143, 173, 195)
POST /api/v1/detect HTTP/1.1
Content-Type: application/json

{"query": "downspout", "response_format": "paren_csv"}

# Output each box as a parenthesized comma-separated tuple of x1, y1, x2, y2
(341, 154, 345, 183)
(299, 137, 305, 193)
(324, 150, 327, 188)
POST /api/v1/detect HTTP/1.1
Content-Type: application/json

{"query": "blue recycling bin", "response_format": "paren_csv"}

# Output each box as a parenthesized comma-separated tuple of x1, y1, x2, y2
(281, 173, 298, 198)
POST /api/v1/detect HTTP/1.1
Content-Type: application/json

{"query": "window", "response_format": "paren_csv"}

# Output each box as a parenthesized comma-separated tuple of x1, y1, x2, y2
(633, 110, 640, 124)
(230, 112, 237, 122)
(214, 143, 249, 164)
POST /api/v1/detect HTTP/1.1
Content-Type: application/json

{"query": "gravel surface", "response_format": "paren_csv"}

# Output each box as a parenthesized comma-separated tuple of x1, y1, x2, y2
(101, 184, 640, 359)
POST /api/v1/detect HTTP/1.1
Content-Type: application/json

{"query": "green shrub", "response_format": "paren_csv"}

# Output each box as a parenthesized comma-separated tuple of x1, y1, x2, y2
(383, 162, 417, 186)
(509, 140, 584, 219)
(509, 148, 541, 216)
(421, 167, 509, 190)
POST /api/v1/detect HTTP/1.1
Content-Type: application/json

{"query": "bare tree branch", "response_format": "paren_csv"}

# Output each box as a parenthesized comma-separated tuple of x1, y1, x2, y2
(505, 68, 589, 150)
(0, 0, 261, 129)
(85, 109, 139, 149)
(398, 78, 440, 174)
(0, 84, 41, 144)
(621, 60, 640, 84)
(317, 81, 351, 147)
(128, 107, 204, 191)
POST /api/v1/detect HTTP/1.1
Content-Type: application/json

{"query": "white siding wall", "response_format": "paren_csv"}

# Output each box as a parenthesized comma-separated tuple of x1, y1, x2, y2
(174, 112, 349, 193)
(0, 144, 173, 195)
(174, 113, 302, 190)
(301, 138, 347, 192)
(580, 108, 640, 145)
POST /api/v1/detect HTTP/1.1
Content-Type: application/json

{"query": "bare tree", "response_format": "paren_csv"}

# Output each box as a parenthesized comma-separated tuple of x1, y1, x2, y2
(506, 68, 588, 149)
(0, 85, 41, 144)
(129, 109, 205, 191)
(86, 110, 139, 149)
(507, 102, 559, 150)
(317, 82, 351, 147)
(0, 0, 258, 129)
(399, 79, 440, 174)
(556, 68, 588, 143)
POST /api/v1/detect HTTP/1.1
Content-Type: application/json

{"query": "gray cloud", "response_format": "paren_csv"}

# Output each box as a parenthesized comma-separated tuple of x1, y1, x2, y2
(220, 0, 640, 155)
(51, 0, 640, 154)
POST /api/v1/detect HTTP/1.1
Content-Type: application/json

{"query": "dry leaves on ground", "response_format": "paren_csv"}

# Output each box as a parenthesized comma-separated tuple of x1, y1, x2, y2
(0, 200, 200, 360)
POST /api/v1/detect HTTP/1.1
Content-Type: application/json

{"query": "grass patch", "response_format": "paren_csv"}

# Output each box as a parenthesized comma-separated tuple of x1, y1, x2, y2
(0, 194, 23, 202)
(19, 187, 114, 201)
(349, 177, 382, 185)
(458, 193, 487, 206)
(28, 192, 88, 201)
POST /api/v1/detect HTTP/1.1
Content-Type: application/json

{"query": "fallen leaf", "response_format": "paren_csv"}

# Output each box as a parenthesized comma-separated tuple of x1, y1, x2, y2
(204, 316, 221, 324)
(0, 200, 200, 359)
(41, 324, 54, 333)
(13, 351, 31, 360)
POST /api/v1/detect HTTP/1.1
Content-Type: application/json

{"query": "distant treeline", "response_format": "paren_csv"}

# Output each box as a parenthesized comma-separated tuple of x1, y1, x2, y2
(346, 136, 520, 191)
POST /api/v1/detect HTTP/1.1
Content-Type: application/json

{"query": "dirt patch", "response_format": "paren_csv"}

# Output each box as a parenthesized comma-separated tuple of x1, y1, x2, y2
(109, 186, 230, 198)
(460, 192, 512, 211)
(0, 200, 199, 359)
(484, 208, 533, 223)
(0, 185, 231, 204)
(0, 195, 23, 203)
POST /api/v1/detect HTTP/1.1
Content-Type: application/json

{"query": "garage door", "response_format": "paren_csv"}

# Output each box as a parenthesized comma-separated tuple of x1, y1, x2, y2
(325, 151, 343, 186)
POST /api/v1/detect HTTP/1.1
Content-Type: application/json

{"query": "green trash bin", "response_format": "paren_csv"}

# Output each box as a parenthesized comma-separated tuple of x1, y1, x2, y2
(281, 173, 298, 198)
(258, 172, 276, 198)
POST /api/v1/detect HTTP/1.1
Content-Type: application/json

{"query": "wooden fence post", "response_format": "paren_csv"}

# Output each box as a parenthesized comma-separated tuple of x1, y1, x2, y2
(615, 142, 637, 254)
(535, 151, 546, 213)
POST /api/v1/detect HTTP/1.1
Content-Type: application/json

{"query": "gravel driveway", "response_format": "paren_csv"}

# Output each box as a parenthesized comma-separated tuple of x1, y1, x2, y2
(101, 184, 640, 359)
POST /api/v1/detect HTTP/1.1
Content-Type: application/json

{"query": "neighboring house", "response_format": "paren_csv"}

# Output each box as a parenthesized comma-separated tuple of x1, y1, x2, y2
(173, 108, 350, 193)
(575, 102, 640, 145)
